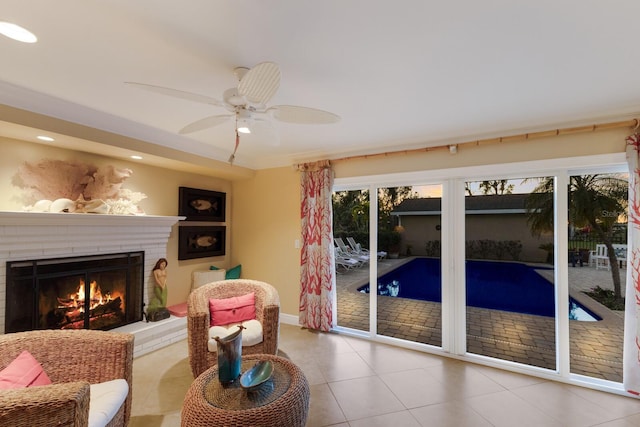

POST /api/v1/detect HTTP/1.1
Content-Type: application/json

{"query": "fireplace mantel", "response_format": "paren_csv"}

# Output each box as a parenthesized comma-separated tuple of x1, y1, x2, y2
(0, 211, 184, 226)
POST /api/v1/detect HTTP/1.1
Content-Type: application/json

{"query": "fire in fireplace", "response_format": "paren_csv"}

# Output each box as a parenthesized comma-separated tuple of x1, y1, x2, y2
(50, 275, 125, 329)
(6, 252, 144, 333)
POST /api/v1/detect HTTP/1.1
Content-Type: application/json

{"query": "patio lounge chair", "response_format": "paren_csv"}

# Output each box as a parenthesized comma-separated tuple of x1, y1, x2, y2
(335, 238, 369, 263)
(346, 237, 387, 260)
(334, 245, 367, 267)
(335, 256, 360, 271)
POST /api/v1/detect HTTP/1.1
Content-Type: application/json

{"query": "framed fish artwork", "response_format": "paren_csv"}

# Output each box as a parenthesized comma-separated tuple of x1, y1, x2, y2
(178, 226, 226, 260)
(178, 187, 226, 222)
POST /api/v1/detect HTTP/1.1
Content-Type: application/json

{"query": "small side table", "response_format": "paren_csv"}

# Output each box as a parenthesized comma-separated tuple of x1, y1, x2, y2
(181, 354, 310, 427)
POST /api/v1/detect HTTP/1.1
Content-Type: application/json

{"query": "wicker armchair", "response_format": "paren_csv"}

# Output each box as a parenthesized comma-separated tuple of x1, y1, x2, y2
(0, 329, 134, 427)
(187, 279, 280, 378)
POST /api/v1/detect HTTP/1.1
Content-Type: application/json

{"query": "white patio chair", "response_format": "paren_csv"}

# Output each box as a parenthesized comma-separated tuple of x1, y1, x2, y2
(593, 244, 610, 271)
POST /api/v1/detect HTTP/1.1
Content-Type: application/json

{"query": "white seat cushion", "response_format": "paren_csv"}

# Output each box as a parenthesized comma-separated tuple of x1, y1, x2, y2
(207, 320, 264, 352)
(88, 379, 129, 427)
(239, 319, 263, 346)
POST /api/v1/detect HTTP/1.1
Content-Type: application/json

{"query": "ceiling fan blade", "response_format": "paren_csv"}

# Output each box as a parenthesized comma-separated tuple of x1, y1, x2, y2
(178, 114, 232, 134)
(237, 62, 281, 105)
(125, 82, 225, 107)
(268, 105, 340, 124)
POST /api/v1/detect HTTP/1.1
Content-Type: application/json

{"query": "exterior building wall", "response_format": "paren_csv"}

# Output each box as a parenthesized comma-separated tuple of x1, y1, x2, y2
(399, 213, 552, 263)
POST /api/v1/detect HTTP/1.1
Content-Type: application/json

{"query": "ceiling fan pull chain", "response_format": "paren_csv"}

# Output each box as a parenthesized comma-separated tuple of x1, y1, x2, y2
(228, 127, 240, 165)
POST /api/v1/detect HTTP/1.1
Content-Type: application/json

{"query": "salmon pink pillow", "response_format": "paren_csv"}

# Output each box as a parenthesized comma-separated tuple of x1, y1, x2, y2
(209, 292, 256, 326)
(0, 350, 52, 389)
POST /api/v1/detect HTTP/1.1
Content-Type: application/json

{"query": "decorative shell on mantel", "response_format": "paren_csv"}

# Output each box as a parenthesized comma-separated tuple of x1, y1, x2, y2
(48, 198, 76, 213)
(24, 195, 146, 215)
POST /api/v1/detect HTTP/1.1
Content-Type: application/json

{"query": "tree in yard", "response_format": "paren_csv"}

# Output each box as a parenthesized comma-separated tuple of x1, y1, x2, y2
(332, 187, 417, 252)
(479, 180, 515, 195)
(377, 186, 416, 231)
(464, 182, 474, 196)
(465, 179, 517, 196)
(332, 190, 370, 235)
(525, 174, 628, 302)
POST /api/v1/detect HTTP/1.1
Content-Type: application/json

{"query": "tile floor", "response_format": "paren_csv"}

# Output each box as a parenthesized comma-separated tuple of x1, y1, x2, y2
(130, 323, 640, 426)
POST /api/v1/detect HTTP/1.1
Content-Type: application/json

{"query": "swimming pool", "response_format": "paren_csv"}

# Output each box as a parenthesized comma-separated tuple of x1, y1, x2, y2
(358, 258, 601, 321)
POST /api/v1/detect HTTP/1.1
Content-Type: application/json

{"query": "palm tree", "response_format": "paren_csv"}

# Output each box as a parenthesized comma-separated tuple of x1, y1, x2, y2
(479, 179, 515, 195)
(525, 174, 628, 302)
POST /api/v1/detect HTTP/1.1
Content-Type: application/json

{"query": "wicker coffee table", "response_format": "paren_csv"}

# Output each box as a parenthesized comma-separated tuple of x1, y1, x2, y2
(181, 354, 310, 427)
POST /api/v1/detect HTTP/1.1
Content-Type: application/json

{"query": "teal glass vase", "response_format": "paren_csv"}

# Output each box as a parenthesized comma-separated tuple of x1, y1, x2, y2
(214, 325, 244, 384)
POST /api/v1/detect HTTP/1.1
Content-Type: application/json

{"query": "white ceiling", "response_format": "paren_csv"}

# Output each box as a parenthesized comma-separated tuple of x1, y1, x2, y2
(2, 1, 640, 172)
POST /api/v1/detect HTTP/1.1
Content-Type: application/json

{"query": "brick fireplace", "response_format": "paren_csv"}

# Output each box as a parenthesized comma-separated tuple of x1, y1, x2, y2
(0, 211, 183, 355)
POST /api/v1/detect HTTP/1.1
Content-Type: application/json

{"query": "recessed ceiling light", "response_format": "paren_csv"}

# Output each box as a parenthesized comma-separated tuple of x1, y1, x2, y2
(130, 155, 143, 160)
(36, 135, 54, 142)
(0, 21, 37, 43)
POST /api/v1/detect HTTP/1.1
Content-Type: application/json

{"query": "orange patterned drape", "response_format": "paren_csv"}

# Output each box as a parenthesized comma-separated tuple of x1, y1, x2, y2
(297, 160, 336, 331)
(624, 134, 640, 394)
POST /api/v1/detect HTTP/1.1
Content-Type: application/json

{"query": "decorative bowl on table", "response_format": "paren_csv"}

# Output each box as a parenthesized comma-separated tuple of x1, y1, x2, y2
(240, 360, 274, 390)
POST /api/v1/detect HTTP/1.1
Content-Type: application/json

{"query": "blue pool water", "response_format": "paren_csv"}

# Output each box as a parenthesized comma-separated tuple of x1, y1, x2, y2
(358, 258, 601, 321)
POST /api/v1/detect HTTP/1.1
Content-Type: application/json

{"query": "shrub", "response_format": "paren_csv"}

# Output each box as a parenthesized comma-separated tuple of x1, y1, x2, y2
(585, 286, 625, 310)
(425, 240, 441, 257)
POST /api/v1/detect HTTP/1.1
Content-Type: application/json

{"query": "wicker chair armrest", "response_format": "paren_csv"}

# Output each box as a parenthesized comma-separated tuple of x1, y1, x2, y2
(0, 381, 90, 427)
(188, 312, 210, 345)
(187, 286, 213, 349)
(261, 286, 281, 307)
(260, 304, 280, 354)
(187, 311, 210, 377)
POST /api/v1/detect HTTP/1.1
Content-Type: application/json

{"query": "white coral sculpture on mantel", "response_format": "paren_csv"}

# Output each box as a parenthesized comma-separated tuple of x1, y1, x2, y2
(14, 159, 147, 215)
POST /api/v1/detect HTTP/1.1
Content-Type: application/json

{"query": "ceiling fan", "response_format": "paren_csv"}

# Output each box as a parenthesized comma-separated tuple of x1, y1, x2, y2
(125, 62, 340, 163)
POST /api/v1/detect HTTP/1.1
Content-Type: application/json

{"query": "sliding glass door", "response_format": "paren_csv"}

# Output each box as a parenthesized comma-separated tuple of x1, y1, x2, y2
(567, 171, 627, 382)
(376, 185, 443, 347)
(333, 189, 370, 332)
(463, 176, 557, 369)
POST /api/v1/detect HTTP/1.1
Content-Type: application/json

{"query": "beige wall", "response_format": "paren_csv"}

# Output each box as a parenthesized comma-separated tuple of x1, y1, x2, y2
(0, 138, 232, 306)
(231, 168, 302, 317)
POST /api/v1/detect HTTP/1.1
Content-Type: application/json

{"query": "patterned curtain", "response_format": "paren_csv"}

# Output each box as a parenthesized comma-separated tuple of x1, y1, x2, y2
(297, 160, 336, 331)
(624, 132, 640, 394)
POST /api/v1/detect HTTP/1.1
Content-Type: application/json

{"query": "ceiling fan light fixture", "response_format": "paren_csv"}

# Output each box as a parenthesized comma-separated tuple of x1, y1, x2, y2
(236, 109, 253, 134)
